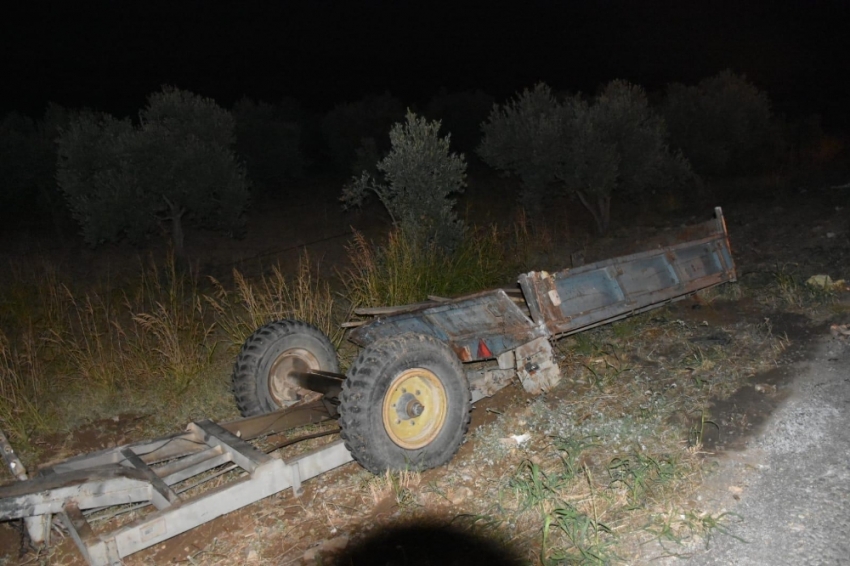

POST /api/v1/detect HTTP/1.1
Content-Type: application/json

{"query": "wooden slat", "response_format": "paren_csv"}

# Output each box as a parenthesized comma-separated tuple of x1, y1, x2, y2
(188, 421, 271, 473)
(120, 450, 179, 510)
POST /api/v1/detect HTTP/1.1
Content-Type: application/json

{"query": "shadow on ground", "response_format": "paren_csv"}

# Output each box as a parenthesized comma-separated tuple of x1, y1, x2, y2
(695, 312, 815, 452)
(331, 522, 525, 566)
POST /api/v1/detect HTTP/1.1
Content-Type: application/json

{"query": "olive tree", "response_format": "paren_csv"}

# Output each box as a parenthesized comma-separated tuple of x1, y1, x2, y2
(341, 111, 466, 251)
(0, 104, 72, 235)
(58, 87, 250, 256)
(661, 70, 782, 177)
(479, 81, 691, 234)
(424, 89, 494, 155)
(478, 83, 569, 213)
(232, 97, 305, 196)
(0, 112, 48, 217)
(322, 93, 405, 173)
(558, 81, 692, 234)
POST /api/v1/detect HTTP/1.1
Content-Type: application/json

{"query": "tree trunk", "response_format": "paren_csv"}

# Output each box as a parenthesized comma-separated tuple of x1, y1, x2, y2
(597, 195, 611, 235)
(163, 196, 186, 259)
(575, 190, 612, 235)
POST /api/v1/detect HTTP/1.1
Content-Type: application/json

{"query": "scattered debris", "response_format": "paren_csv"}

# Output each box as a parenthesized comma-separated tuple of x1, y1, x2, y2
(830, 324, 850, 339)
(302, 535, 350, 563)
(805, 274, 846, 291)
(509, 433, 531, 446)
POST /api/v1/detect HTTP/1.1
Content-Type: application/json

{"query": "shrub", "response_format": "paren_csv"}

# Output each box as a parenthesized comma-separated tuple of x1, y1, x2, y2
(207, 252, 345, 350)
(342, 111, 466, 251)
(321, 92, 405, 172)
(661, 70, 783, 177)
(57, 86, 250, 256)
(343, 225, 515, 309)
(232, 97, 305, 195)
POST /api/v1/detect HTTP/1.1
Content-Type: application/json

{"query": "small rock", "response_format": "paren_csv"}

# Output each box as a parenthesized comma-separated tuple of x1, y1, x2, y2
(246, 549, 259, 563)
(448, 486, 473, 505)
(322, 535, 350, 553)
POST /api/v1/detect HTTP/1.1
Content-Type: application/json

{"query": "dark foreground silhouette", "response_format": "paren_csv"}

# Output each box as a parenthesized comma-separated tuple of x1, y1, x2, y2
(332, 523, 525, 566)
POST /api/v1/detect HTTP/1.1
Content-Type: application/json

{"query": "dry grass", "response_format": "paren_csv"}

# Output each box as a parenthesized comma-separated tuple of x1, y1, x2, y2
(342, 217, 546, 310)
(0, 250, 352, 458)
(0, 211, 838, 564)
(206, 251, 346, 350)
(0, 328, 51, 443)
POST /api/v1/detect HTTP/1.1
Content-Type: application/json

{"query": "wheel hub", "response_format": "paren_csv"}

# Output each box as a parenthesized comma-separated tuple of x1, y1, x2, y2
(268, 348, 320, 406)
(382, 368, 447, 449)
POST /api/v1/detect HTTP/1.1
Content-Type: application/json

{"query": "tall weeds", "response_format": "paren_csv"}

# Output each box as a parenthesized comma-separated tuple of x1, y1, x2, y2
(0, 328, 51, 443)
(129, 257, 216, 390)
(207, 252, 345, 349)
(0, 254, 222, 444)
(343, 220, 541, 310)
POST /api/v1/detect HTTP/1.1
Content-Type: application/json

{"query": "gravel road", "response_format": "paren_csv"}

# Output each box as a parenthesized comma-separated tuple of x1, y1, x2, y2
(675, 326, 850, 566)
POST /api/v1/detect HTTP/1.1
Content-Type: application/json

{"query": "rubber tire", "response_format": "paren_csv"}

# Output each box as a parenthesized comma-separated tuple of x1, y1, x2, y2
(339, 333, 471, 473)
(232, 320, 339, 416)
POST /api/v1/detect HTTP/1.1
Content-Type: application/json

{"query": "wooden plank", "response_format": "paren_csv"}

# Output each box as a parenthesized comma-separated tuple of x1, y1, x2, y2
(0, 466, 153, 519)
(111, 459, 291, 558)
(188, 421, 271, 473)
(220, 399, 334, 440)
(162, 451, 232, 486)
(120, 449, 179, 510)
(60, 503, 121, 566)
(153, 445, 224, 483)
(354, 300, 437, 316)
(112, 441, 353, 560)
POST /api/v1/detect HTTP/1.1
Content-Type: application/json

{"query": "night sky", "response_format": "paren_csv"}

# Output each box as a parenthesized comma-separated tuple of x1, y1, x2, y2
(3, 1, 849, 130)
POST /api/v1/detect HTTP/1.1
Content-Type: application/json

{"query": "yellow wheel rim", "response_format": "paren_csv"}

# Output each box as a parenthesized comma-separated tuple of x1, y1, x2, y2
(382, 368, 448, 449)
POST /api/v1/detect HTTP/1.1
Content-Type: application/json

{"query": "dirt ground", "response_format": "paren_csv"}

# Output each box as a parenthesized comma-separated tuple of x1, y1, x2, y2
(1, 171, 848, 565)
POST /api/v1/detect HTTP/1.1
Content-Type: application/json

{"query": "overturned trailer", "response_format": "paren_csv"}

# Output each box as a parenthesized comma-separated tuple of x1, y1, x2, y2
(0, 208, 736, 565)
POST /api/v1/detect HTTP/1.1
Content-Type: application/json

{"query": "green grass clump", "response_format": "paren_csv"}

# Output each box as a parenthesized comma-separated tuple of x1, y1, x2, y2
(343, 220, 540, 309)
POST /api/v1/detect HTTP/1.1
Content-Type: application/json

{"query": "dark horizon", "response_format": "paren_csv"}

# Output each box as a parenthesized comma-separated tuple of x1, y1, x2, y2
(2, 1, 849, 130)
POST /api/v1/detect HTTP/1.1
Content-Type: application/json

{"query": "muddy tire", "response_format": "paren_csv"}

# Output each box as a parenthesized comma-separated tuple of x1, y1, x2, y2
(232, 320, 339, 416)
(339, 333, 471, 473)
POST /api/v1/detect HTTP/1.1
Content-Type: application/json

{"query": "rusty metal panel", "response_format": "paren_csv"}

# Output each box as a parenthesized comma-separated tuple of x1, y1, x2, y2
(523, 210, 736, 337)
(349, 289, 545, 361)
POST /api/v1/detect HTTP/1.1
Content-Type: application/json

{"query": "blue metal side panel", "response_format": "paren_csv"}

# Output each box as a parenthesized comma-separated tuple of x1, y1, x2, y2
(349, 290, 545, 361)
(671, 244, 723, 279)
(552, 269, 624, 317)
(523, 224, 736, 337)
(614, 256, 680, 298)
